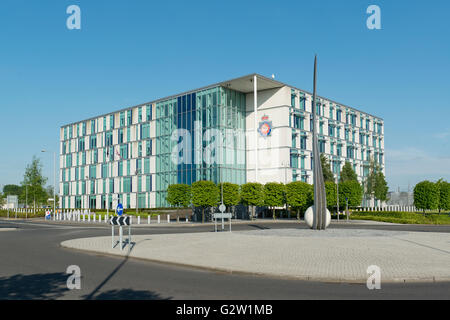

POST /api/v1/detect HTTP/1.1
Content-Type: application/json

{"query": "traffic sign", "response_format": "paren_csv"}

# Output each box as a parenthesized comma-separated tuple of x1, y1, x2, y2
(219, 204, 226, 213)
(116, 203, 123, 216)
(110, 216, 131, 226)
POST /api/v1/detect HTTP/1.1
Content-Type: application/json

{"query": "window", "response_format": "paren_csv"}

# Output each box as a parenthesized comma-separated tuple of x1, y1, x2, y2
(123, 177, 132, 193)
(146, 105, 152, 121)
(118, 129, 124, 144)
(91, 120, 96, 134)
(144, 158, 150, 174)
(146, 175, 152, 191)
(118, 161, 123, 176)
(291, 91, 296, 107)
(102, 164, 108, 178)
(138, 107, 142, 123)
(146, 140, 152, 156)
(78, 138, 85, 151)
(105, 131, 113, 147)
(142, 123, 150, 139)
(300, 95, 305, 110)
(90, 135, 97, 149)
(299, 136, 307, 149)
(337, 110, 342, 122)
(110, 114, 115, 129)
(127, 110, 132, 126)
(120, 112, 125, 127)
(319, 140, 325, 153)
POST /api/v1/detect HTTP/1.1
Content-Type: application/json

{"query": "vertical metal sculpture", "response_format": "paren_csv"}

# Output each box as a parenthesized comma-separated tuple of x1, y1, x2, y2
(311, 55, 328, 230)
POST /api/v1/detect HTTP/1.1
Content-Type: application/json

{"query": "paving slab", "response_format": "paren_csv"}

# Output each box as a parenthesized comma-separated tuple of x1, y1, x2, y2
(61, 228, 450, 283)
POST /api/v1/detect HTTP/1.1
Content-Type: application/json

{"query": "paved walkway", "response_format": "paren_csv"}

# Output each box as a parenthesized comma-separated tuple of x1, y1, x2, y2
(61, 228, 450, 283)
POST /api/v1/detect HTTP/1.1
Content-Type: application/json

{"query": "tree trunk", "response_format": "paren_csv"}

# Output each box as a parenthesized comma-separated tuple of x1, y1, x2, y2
(202, 207, 204, 223)
(297, 208, 300, 220)
(273, 207, 276, 220)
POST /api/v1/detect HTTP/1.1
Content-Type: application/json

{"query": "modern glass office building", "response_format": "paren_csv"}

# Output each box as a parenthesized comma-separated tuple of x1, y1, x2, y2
(59, 74, 384, 209)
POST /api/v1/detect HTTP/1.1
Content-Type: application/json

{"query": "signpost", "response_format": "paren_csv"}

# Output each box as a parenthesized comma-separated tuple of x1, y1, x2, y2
(213, 207, 232, 233)
(116, 203, 124, 216)
(110, 216, 131, 251)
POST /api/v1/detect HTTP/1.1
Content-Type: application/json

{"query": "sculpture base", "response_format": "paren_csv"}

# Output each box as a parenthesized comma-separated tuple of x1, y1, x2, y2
(305, 206, 331, 229)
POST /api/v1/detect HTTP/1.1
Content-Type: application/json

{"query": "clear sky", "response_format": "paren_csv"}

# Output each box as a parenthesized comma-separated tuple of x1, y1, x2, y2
(0, 0, 449, 192)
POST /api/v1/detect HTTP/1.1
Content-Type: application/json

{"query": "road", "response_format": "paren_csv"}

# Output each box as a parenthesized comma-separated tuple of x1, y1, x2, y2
(0, 219, 449, 300)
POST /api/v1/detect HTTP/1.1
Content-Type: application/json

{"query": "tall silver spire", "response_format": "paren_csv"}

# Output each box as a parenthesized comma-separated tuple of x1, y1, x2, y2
(311, 55, 328, 230)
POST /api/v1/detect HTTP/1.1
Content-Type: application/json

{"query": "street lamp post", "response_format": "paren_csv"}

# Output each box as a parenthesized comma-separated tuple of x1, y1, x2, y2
(336, 175, 339, 222)
(135, 169, 141, 217)
(25, 184, 31, 219)
(41, 150, 56, 216)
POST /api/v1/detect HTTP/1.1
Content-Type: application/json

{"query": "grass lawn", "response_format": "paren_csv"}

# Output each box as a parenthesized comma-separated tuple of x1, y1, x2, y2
(350, 211, 450, 225)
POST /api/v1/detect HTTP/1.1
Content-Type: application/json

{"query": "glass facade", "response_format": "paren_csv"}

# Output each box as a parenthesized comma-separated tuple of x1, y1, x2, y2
(155, 86, 246, 207)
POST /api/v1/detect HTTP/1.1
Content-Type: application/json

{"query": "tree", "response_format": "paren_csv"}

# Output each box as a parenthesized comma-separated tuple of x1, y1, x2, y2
(218, 183, 240, 217)
(324, 181, 337, 211)
(21, 156, 48, 208)
(365, 159, 388, 205)
(0, 193, 5, 207)
(3, 185, 23, 196)
(339, 180, 363, 208)
(286, 181, 313, 220)
(436, 179, 450, 214)
(191, 181, 219, 223)
(263, 183, 285, 219)
(374, 171, 389, 202)
(340, 162, 358, 183)
(240, 183, 264, 220)
(167, 184, 191, 208)
(320, 154, 335, 183)
(413, 181, 439, 213)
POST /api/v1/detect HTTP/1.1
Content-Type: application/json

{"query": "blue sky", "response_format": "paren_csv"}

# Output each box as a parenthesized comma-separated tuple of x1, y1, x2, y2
(0, 0, 449, 192)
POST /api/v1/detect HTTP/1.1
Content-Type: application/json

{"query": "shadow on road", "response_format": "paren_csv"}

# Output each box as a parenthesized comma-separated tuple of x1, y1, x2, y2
(85, 288, 171, 300)
(248, 224, 271, 230)
(0, 273, 69, 300)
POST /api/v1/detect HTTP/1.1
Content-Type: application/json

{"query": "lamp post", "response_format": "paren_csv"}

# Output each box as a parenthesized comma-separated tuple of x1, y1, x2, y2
(41, 150, 56, 216)
(336, 174, 339, 222)
(85, 175, 89, 211)
(135, 169, 141, 216)
(25, 184, 31, 219)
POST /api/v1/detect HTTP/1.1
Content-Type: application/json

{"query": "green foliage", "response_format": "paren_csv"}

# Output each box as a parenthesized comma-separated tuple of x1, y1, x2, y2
(340, 162, 358, 183)
(320, 154, 335, 183)
(414, 181, 440, 212)
(191, 181, 220, 223)
(166, 184, 192, 208)
(436, 179, 450, 212)
(263, 183, 286, 208)
(339, 180, 363, 208)
(240, 183, 264, 207)
(285, 181, 313, 212)
(3, 184, 23, 196)
(324, 181, 337, 210)
(21, 156, 49, 206)
(241, 183, 264, 220)
(218, 183, 240, 207)
(351, 211, 450, 225)
(191, 181, 219, 208)
(365, 159, 388, 202)
(374, 171, 389, 201)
